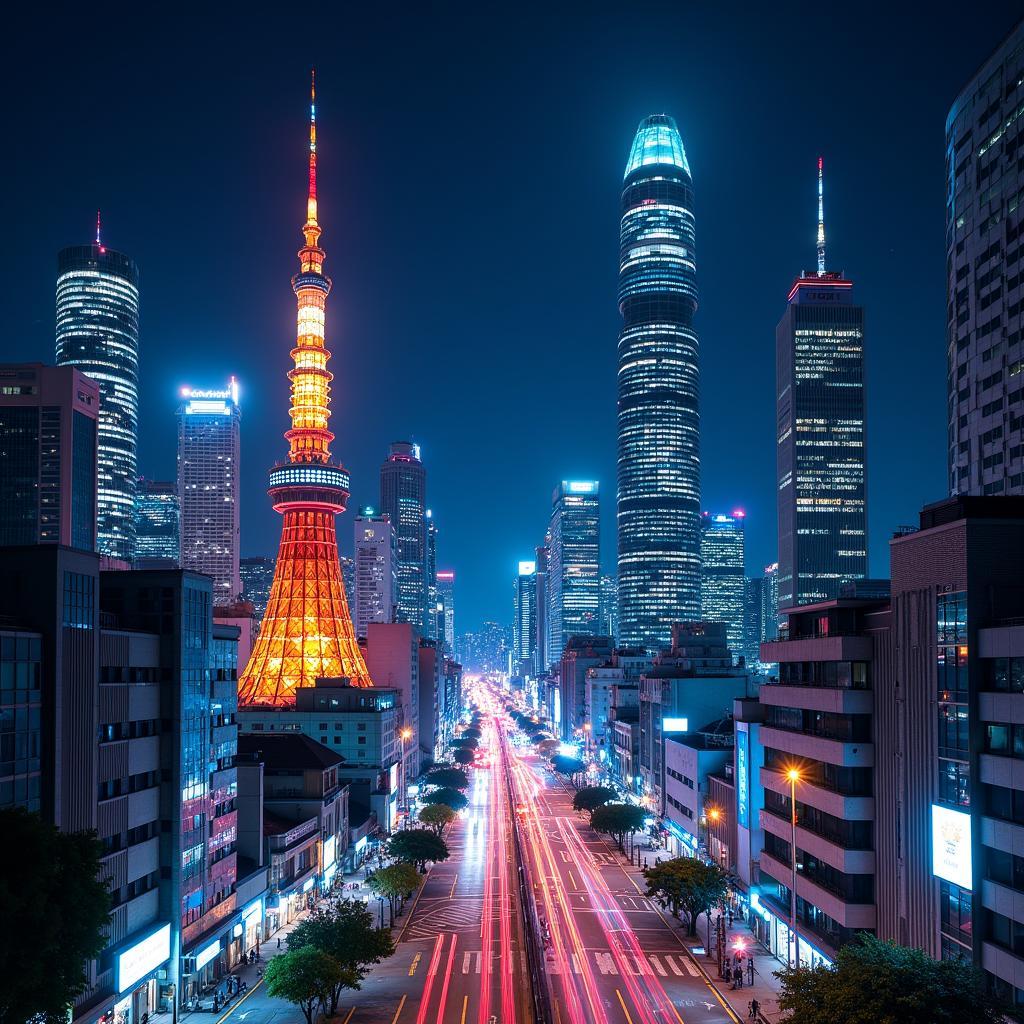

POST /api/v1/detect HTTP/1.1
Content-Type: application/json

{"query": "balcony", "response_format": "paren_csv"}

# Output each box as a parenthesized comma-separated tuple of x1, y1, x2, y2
(759, 849, 875, 929)
(760, 766, 874, 820)
(760, 685, 873, 715)
(761, 634, 875, 664)
(760, 807, 875, 875)
(760, 726, 874, 767)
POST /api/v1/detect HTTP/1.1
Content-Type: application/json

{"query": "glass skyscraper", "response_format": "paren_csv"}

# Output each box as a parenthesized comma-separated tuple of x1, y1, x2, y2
(547, 480, 601, 663)
(56, 240, 140, 562)
(616, 114, 701, 650)
(380, 442, 427, 631)
(513, 560, 537, 668)
(134, 478, 180, 568)
(699, 511, 746, 659)
(240, 555, 276, 632)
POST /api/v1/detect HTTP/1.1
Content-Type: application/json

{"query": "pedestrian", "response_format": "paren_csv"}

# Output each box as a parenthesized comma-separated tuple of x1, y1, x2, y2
(747, 1001, 754, 1019)
(750, 998, 760, 1019)
(747, 956, 754, 985)
(277, 937, 281, 949)
(723, 963, 731, 982)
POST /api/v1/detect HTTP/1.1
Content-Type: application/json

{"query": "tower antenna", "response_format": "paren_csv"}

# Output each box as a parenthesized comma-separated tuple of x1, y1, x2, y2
(816, 156, 826, 276)
(96, 210, 102, 247)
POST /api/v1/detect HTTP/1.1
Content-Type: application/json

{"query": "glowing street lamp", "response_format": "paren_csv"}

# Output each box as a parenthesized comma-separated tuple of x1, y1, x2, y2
(786, 767, 802, 968)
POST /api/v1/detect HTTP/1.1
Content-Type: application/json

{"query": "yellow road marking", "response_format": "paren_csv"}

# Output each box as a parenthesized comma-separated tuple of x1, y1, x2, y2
(459, 994, 468, 1024)
(615, 988, 635, 1024)
(450, 874, 458, 898)
(389, 993, 407, 1024)
(214, 979, 261, 1024)
(568, 871, 578, 889)
(408, 952, 422, 976)
(341, 1008, 356, 1024)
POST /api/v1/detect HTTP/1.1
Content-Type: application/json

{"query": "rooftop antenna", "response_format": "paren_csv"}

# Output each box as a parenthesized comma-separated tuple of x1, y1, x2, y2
(816, 156, 826, 276)
(95, 209, 102, 247)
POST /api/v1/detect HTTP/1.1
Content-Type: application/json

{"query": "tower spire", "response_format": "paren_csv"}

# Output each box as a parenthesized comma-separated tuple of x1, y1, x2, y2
(95, 209, 101, 247)
(306, 68, 318, 231)
(816, 156, 826, 276)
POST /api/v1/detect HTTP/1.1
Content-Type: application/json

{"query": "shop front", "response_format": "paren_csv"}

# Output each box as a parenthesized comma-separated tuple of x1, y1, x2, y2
(95, 922, 173, 1024)
(750, 892, 834, 970)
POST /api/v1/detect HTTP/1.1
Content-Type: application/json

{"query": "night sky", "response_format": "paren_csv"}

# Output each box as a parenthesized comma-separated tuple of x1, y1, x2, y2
(2, 5, 1020, 630)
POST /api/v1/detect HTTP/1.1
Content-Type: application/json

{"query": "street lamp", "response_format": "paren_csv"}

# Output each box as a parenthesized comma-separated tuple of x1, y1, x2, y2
(787, 767, 802, 969)
(399, 727, 413, 816)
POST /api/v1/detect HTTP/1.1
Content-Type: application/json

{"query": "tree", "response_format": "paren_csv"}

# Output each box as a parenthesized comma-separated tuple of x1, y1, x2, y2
(451, 735, 479, 751)
(286, 899, 394, 1015)
(452, 747, 475, 765)
(264, 946, 345, 1024)
(369, 862, 423, 923)
(550, 754, 587, 787)
(426, 766, 469, 790)
(419, 803, 457, 835)
(590, 802, 647, 852)
(388, 827, 450, 870)
(777, 934, 1005, 1024)
(643, 857, 728, 937)
(0, 808, 111, 1024)
(423, 786, 468, 811)
(461, 726, 482, 741)
(572, 785, 617, 819)
(537, 739, 560, 757)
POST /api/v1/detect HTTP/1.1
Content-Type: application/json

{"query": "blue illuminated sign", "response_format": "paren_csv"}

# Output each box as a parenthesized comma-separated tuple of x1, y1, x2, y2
(737, 729, 749, 829)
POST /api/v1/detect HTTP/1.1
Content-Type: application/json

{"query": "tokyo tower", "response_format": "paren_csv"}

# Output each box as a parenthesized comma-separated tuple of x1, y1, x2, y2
(238, 72, 373, 705)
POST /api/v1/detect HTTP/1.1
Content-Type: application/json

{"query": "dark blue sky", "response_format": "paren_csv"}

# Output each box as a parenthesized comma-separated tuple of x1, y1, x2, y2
(2, 4, 1019, 630)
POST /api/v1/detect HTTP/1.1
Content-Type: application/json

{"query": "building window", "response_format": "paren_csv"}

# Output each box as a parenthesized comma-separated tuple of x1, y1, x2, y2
(940, 881, 973, 947)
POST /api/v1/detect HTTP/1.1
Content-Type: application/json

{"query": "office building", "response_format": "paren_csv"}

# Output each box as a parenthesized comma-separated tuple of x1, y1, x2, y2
(354, 507, 397, 639)
(599, 574, 619, 643)
(0, 363, 98, 550)
(380, 442, 427, 631)
(945, 20, 1024, 496)
(459, 622, 510, 675)
(535, 544, 549, 676)
(239, 556, 275, 632)
(55, 234, 140, 561)
(699, 511, 746, 660)
(425, 509, 438, 640)
(177, 380, 241, 603)
(364, 621, 420, 785)
(547, 480, 601, 664)
(762, 562, 780, 642)
(436, 570, 455, 655)
(776, 161, 867, 610)
(237, 79, 372, 705)
(513, 560, 537, 670)
(617, 113, 701, 649)
(744, 576, 764, 670)
(134, 479, 179, 568)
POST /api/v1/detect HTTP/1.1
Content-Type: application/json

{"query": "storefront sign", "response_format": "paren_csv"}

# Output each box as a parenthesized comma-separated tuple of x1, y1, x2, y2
(195, 940, 221, 971)
(323, 835, 337, 870)
(662, 717, 688, 733)
(303, 877, 315, 892)
(931, 804, 972, 888)
(242, 899, 262, 923)
(737, 729, 749, 829)
(233, 924, 243, 938)
(354, 836, 368, 854)
(116, 923, 171, 993)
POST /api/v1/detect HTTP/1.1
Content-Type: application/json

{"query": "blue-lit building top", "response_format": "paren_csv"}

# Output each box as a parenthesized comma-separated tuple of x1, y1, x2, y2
(56, 241, 141, 563)
(547, 480, 600, 664)
(617, 113, 701, 651)
(134, 478, 180, 568)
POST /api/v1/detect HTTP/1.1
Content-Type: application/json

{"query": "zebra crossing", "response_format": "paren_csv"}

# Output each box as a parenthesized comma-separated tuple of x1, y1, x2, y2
(545, 949, 701, 978)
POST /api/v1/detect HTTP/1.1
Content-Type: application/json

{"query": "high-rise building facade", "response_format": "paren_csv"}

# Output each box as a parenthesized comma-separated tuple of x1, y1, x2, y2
(548, 480, 601, 664)
(354, 506, 397, 639)
(776, 162, 867, 610)
(0, 363, 98, 550)
(946, 20, 1024, 497)
(617, 113, 701, 650)
(535, 543, 549, 675)
(380, 442, 427, 632)
(513, 560, 537, 669)
(237, 77, 372, 705)
(55, 236, 140, 561)
(425, 509, 438, 640)
(743, 576, 763, 669)
(436, 570, 455, 655)
(134, 478, 180, 567)
(240, 555, 276, 630)
(177, 380, 241, 602)
(762, 562, 780, 641)
(599, 573, 619, 642)
(699, 511, 746, 659)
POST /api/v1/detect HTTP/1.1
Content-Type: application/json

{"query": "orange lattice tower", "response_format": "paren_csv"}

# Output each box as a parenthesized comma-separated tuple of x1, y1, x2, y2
(238, 72, 373, 705)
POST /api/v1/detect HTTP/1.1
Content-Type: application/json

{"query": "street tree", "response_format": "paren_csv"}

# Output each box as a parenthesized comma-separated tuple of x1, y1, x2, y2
(423, 786, 468, 811)
(643, 857, 728, 938)
(537, 739, 560, 757)
(263, 947, 345, 1024)
(388, 827, 450, 870)
(452, 747, 475, 765)
(572, 785, 617, 819)
(451, 735, 479, 750)
(0, 808, 111, 1024)
(426, 766, 469, 789)
(550, 754, 587, 787)
(590, 802, 647, 852)
(461, 726, 482, 741)
(419, 803, 457, 835)
(287, 899, 394, 1015)
(777, 934, 1005, 1024)
(369, 863, 423, 923)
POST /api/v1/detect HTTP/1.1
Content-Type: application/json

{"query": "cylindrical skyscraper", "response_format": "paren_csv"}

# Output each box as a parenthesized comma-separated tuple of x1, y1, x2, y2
(56, 236, 140, 561)
(616, 113, 701, 649)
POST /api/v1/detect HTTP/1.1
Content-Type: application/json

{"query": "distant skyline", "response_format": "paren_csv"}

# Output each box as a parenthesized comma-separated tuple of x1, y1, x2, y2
(1, 5, 1018, 630)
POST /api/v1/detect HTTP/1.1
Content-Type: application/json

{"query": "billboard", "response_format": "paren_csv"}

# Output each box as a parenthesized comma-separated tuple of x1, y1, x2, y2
(737, 729, 749, 829)
(116, 923, 171, 993)
(931, 804, 972, 889)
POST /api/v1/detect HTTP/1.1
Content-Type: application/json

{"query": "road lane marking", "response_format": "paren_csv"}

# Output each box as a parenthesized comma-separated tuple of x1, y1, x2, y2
(341, 1009, 355, 1024)
(449, 874, 458, 898)
(434, 933, 459, 1024)
(649, 954, 666, 976)
(459, 995, 468, 1024)
(389, 994, 406, 1024)
(568, 871, 578, 889)
(665, 956, 684, 976)
(214, 978, 261, 1024)
(615, 988, 635, 1024)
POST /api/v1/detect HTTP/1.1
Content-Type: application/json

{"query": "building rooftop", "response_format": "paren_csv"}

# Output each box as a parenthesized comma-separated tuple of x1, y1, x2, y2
(238, 733, 345, 771)
(624, 114, 689, 179)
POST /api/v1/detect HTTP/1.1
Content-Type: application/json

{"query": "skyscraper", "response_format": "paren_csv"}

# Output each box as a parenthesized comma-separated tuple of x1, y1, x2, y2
(761, 561, 780, 641)
(548, 480, 601, 663)
(513, 560, 537, 669)
(134, 478, 179, 567)
(599, 573, 619, 642)
(55, 228, 140, 561)
(425, 509, 438, 640)
(436, 570, 455, 655)
(945, 19, 1024, 497)
(354, 506, 397, 639)
(617, 113, 701, 650)
(380, 442, 427, 631)
(743, 575, 763, 669)
(534, 543, 549, 675)
(0, 363, 98, 550)
(237, 75, 372, 705)
(699, 511, 746, 658)
(239, 555, 276, 631)
(177, 379, 241, 601)
(776, 160, 867, 610)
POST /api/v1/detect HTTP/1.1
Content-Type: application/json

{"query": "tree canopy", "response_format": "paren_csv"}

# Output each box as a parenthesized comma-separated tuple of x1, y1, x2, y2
(0, 808, 111, 1024)
(264, 947, 345, 1024)
(388, 827, 450, 870)
(452, 747, 475, 765)
(461, 726, 482, 741)
(369, 863, 423, 924)
(777, 934, 1005, 1024)
(572, 785, 617, 818)
(550, 754, 587, 780)
(643, 857, 728, 936)
(426, 766, 469, 790)
(286, 899, 394, 1014)
(423, 786, 468, 811)
(451, 735, 479, 750)
(419, 803, 457, 835)
(590, 802, 647, 849)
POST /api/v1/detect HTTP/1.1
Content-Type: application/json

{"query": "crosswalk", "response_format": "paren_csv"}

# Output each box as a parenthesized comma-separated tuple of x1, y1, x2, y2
(546, 950, 701, 978)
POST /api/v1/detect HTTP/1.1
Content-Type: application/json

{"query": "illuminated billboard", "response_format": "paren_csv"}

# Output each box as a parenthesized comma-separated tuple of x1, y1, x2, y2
(116, 923, 171, 993)
(737, 729, 749, 829)
(663, 717, 689, 733)
(931, 804, 972, 889)
(323, 835, 337, 870)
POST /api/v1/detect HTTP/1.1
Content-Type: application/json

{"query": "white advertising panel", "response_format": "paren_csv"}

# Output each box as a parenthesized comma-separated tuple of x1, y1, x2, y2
(931, 804, 972, 889)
